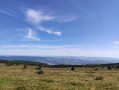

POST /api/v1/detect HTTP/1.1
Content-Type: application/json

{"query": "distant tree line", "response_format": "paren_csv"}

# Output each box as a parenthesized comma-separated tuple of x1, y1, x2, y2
(0, 60, 119, 69)
(46, 63, 119, 70)
(0, 60, 47, 66)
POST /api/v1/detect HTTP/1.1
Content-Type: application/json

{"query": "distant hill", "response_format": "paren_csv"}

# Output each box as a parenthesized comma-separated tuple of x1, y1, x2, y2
(0, 56, 118, 65)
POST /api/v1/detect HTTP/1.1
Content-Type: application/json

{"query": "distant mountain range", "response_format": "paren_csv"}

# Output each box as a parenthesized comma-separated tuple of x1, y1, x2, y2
(0, 56, 119, 65)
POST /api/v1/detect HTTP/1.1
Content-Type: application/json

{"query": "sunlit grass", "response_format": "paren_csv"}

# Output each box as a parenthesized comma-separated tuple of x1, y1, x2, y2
(0, 63, 119, 90)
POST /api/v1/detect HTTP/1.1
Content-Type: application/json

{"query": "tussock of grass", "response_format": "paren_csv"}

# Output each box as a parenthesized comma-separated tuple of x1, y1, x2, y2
(95, 76, 104, 80)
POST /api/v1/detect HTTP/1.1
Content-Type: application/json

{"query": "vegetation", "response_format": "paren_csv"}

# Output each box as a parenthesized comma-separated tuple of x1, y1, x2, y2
(36, 64, 42, 70)
(0, 60, 119, 89)
(108, 66, 112, 70)
(37, 70, 44, 74)
(1, 60, 119, 69)
(0, 60, 47, 66)
(36, 64, 44, 74)
(71, 66, 75, 71)
(95, 76, 104, 80)
(23, 64, 27, 70)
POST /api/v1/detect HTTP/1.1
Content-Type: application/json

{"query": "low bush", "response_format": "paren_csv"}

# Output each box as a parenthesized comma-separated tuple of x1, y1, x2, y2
(16, 86, 27, 90)
(108, 66, 112, 70)
(95, 76, 104, 80)
(37, 70, 44, 74)
(95, 68, 98, 71)
(71, 66, 75, 71)
(23, 64, 27, 70)
(36, 64, 42, 70)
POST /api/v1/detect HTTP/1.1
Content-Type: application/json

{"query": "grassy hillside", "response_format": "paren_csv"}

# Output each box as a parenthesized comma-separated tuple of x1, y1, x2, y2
(0, 63, 119, 90)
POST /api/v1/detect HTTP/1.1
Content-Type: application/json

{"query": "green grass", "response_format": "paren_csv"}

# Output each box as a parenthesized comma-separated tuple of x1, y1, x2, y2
(0, 64, 119, 90)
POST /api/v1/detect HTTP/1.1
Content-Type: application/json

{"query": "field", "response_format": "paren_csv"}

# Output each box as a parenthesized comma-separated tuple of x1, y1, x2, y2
(0, 64, 119, 90)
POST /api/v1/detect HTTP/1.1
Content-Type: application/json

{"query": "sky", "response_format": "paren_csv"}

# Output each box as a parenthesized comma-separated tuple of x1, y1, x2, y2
(0, 0, 119, 57)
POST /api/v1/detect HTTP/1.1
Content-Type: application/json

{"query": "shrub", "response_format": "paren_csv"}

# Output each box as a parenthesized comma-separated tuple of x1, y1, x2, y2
(116, 65, 119, 69)
(23, 64, 27, 70)
(71, 66, 75, 71)
(36, 64, 42, 70)
(37, 70, 44, 74)
(16, 86, 27, 90)
(95, 68, 98, 71)
(108, 66, 112, 70)
(95, 76, 104, 80)
(16, 63, 19, 66)
(6, 63, 14, 66)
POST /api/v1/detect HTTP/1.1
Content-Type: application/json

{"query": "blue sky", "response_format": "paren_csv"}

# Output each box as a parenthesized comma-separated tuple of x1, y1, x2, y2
(0, 0, 119, 57)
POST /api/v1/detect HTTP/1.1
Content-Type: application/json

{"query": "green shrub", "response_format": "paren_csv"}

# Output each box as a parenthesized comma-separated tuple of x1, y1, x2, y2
(71, 66, 75, 71)
(36, 64, 42, 70)
(6, 63, 14, 66)
(116, 65, 119, 69)
(95, 68, 98, 71)
(23, 64, 27, 70)
(108, 66, 112, 70)
(95, 76, 104, 80)
(16, 86, 27, 90)
(37, 70, 44, 74)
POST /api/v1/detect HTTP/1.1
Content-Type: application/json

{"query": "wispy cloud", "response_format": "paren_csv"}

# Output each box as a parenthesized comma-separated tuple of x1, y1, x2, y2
(0, 44, 78, 49)
(38, 27, 61, 36)
(25, 28, 40, 41)
(24, 9, 61, 36)
(43, 39, 62, 42)
(57, 16, 77, 22)
(25, 9, 55, 24)
(1, 45, 119, 58)
(113, 46, 118, 49)
(113, 41, 119, 45)
(0, 10, 18, 18)
(0, 10, 29, 25)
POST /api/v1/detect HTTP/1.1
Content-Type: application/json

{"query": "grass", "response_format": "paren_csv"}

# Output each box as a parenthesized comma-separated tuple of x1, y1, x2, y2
(0, 63, 119, 90)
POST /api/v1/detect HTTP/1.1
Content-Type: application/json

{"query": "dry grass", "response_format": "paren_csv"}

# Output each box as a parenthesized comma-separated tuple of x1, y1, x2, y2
(0, 64, 119, 90)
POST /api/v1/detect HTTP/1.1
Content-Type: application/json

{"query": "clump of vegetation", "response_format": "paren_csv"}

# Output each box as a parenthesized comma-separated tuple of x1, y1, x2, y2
(116, 65, 119, 69)
(108, 66, 112, 70)
(41, 79, 54, 83)
(16, 63, 19, 66)
(23, 64, 27, 70)
(37, 70, 44, 74)
(36, 64, 42, 70)
(95, 76, 104, 80)
(6, 62, 14, 66)
(95, 68, 98, 71)
(16, 86, 27, 90)
(37, 64, 44, 74)
(71, 66, 75, 71)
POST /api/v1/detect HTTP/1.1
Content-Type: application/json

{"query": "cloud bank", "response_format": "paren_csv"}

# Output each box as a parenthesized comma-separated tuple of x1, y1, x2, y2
(1, 44, 119, 58)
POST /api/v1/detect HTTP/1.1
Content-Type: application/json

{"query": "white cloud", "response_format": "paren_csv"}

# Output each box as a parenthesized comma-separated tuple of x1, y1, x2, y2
(113, 42, 119, 45)
(25, 9, 55, 24)
(57, 16, 77, 22)
(25, 28, 40, 41)
(0, 44, 77, 49)
(38, 27, 61, 36)
(112, 42, 119, 49)
(24, 9, 61, 36)
(1, 45, 119, 58)
(23, 9, 77, 36)
(113, 46, 118, 49)
(0, 10, 18, 18)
